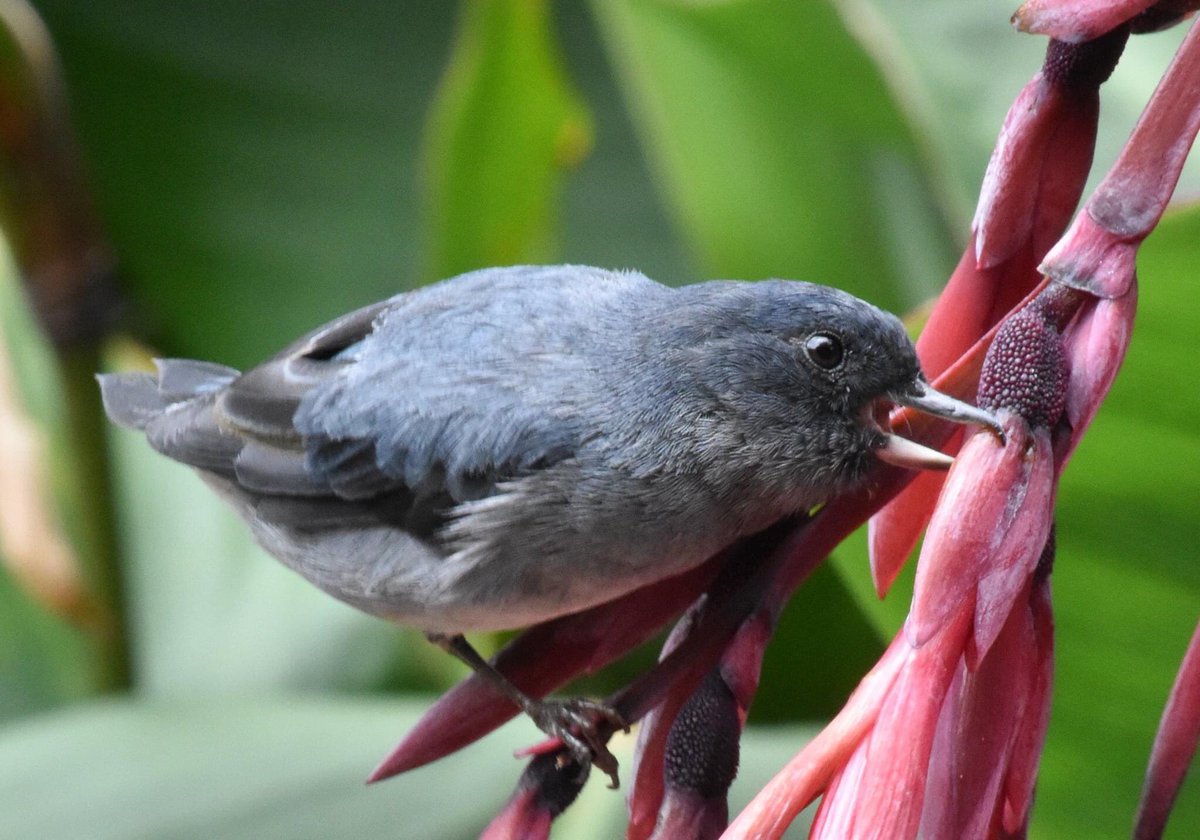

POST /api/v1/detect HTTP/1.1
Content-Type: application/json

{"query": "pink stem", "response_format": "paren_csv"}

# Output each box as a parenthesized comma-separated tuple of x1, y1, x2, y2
(1089, 19, 1200, 238)
(1133, 618, 1200, 840)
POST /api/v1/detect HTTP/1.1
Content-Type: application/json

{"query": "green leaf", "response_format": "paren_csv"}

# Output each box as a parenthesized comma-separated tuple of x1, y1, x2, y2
(590, 0, 958, 310)
(0, 241, 92, 720)
(0, 697, 816, 839)
(0, 566, 90, 722)
(423, 0, 592, 279)
(0, 698, 521, 840)
(30, 0, 460, 366)
(26, 1, 679, 367)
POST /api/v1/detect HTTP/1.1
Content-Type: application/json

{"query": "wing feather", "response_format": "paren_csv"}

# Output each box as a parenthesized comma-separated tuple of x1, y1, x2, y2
(107, 267, 662, 544)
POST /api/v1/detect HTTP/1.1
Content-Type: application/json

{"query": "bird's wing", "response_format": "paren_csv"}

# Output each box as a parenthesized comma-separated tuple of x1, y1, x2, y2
(100, 267, 656, 536)
(208, 267, 643, 532)
(213, 298, 400, 502)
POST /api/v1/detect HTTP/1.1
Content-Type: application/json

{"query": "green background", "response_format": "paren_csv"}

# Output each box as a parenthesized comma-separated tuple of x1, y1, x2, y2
(1, 1, 1197, 837)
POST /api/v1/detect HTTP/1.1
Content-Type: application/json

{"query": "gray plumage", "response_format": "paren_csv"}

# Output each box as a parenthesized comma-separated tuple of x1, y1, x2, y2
(99, 265, 933, 633)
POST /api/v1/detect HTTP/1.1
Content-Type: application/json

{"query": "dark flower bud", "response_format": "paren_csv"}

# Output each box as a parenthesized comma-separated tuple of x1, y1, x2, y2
(480, 753, 588, 840)
(978, 304, 1069, 429)
(663, 671, 741, 799)
(1042, 29, 1130, 91)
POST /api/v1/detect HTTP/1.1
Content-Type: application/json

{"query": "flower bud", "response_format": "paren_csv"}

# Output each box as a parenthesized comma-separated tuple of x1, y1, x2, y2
(481, 753, 587, 840)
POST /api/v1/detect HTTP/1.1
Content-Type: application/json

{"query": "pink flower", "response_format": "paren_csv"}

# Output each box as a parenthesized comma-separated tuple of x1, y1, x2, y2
(870, 29, 1126, 595)
(728, 287, 1081, 839)
(480, 753, 587, 840)
(627, 605, 771, 839)
(729, 12, 1200, 839)
(1012, 0, 1200, 43)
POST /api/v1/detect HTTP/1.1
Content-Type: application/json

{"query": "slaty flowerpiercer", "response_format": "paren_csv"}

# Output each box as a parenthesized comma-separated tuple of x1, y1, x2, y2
(98, 265, 1001, 781)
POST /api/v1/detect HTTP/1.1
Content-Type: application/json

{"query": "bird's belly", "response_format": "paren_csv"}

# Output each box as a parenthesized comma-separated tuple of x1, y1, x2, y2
(206, 473, 794, 635)
(247, 517, 722, 634)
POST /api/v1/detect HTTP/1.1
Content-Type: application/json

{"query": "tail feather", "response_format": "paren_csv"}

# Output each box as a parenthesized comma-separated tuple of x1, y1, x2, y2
(97, 361, 244, 479)
(153, 359, 239, 399)
(97, 371, 169, 431)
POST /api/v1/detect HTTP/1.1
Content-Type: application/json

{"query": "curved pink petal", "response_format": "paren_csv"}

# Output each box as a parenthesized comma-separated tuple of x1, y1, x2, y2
(909, 417, 1034, 648)
(916, 661, 964, 840)
(973, 71, 1099, 269)
(849, 606, 973, 840)
(1044, 19, 1200, 296)
(626, 707, 671, 838)
(1039, 212, 1139, 298)
(1059, 282, 1137, 466)
(723, 637, 908, 838)
(1012, 0, 1155, 42)
(1133, 617, 1200, 840)
(1002, 578, 1055, 833)
(718, 610, 772, 718)
(1088, 17, 1200, 238)
(809, 745, 868, 839)
(921, 583, 1041, 839)
(972, 430, 1055, 662)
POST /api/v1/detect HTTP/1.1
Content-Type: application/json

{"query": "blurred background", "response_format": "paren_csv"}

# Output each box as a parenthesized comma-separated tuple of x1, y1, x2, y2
(0, 1, 1197, 837)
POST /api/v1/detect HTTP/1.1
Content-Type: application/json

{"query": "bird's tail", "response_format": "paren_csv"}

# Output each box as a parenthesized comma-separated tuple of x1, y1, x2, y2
(98, 359, 248, 474)
(97, 359, 240, 431)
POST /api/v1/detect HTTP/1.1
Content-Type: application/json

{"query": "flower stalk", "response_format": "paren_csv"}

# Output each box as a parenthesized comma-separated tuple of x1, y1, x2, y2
(1134, 619, 1200, 840)
(730, 6, 1200, 838)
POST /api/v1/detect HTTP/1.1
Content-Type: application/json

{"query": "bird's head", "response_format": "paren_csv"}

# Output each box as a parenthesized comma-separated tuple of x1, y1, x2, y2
(669, 280, 1002, 496)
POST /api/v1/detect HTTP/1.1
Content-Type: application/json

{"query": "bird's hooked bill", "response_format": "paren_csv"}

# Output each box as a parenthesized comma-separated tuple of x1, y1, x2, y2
(875, 382, 1004, 472)
(876, 433, 955, 470)
(893, 382, 1005, 436)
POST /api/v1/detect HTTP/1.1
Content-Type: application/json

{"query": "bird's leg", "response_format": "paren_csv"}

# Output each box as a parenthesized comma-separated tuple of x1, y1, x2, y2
(425, 632, 628, 787)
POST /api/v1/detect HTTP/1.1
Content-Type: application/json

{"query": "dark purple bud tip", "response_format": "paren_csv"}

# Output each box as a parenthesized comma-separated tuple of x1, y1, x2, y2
(978, 305, 1069, 429)
(1132, 1, 1200, 34)
(1043, 27, 1130, 91)
(521, 752, 588, 818)
(663, 672, 741, 799)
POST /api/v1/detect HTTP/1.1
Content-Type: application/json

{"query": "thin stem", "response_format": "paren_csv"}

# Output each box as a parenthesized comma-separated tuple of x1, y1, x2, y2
(59, 344, 131, 691)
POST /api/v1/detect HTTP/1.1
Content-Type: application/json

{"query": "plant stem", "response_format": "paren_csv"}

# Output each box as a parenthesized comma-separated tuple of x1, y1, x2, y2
(58, 343, 131, 691)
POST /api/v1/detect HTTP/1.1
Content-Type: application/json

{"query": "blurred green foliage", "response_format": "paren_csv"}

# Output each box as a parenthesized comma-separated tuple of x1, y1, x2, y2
(424, 0, 592, 278)
(0, 1, 1197, 838)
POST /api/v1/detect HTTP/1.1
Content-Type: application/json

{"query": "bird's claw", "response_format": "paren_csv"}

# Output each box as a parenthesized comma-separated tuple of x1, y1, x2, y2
(526, 698, 628, 789)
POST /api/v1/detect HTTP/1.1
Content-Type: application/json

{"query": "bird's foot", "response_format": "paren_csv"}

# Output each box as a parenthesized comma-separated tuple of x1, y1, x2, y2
(524, 697, 628, 789)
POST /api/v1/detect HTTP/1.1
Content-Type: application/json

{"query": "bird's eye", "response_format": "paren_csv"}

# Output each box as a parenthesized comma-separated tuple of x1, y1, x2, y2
(803, 332, 844, 370)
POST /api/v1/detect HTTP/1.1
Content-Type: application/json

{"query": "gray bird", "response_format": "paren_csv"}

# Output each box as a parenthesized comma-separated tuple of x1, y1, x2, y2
(98, 265, 999, 780)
